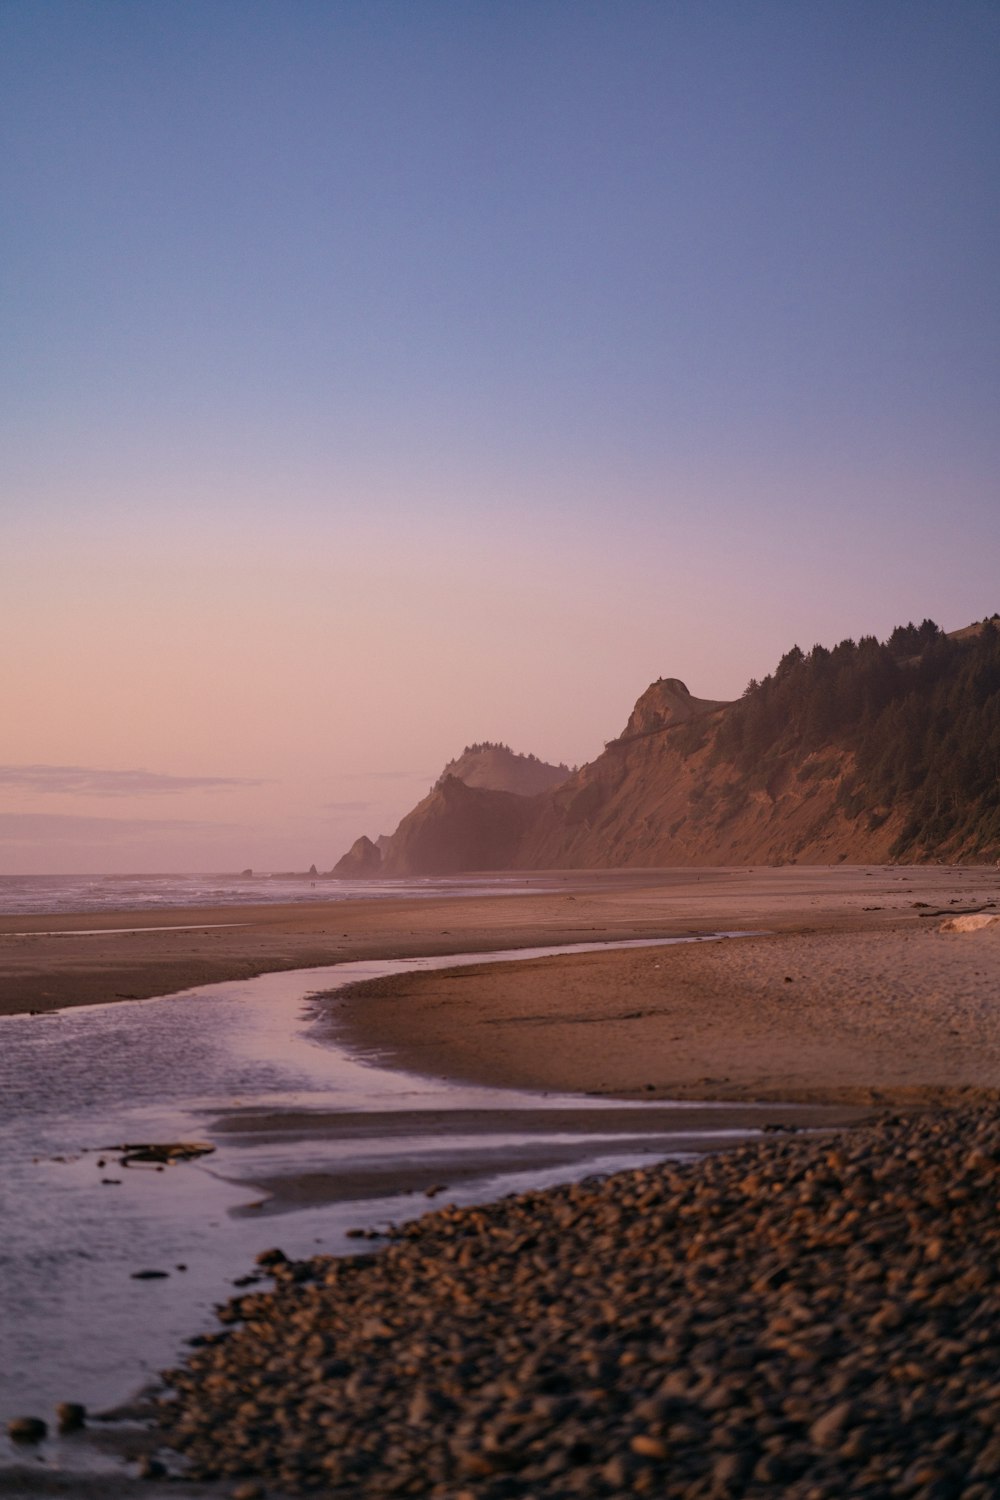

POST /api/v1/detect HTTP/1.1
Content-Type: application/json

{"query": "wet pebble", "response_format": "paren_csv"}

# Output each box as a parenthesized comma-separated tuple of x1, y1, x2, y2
(55, 1401, 86, 1432)
(7, 1416, 47, 1443)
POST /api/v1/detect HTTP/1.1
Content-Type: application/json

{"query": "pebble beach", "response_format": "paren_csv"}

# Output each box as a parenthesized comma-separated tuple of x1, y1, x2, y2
(159, 1103, 1000, 1499)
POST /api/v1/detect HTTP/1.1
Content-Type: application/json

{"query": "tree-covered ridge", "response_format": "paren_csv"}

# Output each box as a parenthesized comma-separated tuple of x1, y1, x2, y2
(710, 617, 1000, 857)
(458, 743, 571, 774)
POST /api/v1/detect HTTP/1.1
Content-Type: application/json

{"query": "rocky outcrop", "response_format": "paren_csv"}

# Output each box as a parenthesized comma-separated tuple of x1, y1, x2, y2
(332, 835, 382, 878)
(618, 677, 730, 739)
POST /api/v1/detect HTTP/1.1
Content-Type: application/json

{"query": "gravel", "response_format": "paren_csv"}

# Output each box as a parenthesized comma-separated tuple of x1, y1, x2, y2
(158, 1106, 1000, 1498)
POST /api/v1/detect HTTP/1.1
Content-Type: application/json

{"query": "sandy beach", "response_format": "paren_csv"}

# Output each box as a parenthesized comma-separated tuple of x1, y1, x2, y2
(5, 864, 998, 1108)
(332, 918, 1000, 1108)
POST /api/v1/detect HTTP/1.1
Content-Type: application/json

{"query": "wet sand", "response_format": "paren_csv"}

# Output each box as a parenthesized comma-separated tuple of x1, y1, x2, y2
(3, 863, 997, 1018)
(311, 864, 1000, 1110)
(4, 864, 999, 1109)
(333, 919, 1000, 1108)
(0, 868, 722, 1015)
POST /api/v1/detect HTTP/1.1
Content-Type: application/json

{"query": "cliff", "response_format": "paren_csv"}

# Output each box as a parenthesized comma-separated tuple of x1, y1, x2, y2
(335, 616, 1000, 874)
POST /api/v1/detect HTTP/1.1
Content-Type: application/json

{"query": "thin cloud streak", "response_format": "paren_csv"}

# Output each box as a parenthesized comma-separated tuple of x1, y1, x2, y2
(0, 765, 269, 796)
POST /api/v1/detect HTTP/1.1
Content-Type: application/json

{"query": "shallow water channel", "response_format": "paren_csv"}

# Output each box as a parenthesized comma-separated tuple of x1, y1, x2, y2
(0, 934, 771, 1484)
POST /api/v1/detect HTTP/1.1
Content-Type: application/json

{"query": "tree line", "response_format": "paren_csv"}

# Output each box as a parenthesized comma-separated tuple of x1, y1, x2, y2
(706, 617, 1000, 857)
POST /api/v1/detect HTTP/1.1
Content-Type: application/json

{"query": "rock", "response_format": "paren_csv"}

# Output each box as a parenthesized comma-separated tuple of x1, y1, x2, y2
(7, 1416, 47, 1443)
(711, 1449, 755, 1489)
(630, 1433, 668, 1459)
(332, 835, 382, 878)
(254, 1247, 288, 1268)
(940, 913, 1000, 932)
(622, 677, 730, 737)
(809, 1398, 853, 1447)
(55, 1402, 86, 1432)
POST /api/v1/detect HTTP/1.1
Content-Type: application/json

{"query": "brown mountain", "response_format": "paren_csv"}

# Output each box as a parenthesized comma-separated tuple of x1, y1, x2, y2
(335, 616, 1000, 874)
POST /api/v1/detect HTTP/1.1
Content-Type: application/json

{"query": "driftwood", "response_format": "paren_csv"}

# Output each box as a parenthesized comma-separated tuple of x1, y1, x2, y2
(102, 1141, 216, 1166)
(918, 904, 996, 918)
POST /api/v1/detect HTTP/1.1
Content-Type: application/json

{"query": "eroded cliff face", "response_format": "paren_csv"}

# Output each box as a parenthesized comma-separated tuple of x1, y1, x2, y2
(516, 735, 902, 869)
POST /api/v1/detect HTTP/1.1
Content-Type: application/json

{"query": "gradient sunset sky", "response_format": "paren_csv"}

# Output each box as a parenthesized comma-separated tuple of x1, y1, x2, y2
(2, 1, 998, 874)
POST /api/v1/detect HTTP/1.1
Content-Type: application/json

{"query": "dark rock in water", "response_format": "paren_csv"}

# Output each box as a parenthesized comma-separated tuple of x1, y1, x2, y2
(332, 834, 382, 878)
(7, 1416, 47, 1442)
(114, 1140, 215, 1166)
(56, 1401, 86, 1432)
(131, 1269, 170, 1280)
(255, 1247, 288, 1268)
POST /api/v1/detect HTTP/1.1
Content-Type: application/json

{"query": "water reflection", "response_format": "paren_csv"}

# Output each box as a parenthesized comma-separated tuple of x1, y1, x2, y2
(0, 937, 753, 1435)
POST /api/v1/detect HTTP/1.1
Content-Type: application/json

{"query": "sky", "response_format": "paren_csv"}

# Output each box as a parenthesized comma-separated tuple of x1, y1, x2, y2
(2, 0, 998, 874)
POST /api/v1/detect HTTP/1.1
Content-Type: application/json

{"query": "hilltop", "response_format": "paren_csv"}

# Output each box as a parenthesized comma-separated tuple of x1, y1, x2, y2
(436, 743, 571, 797)
(332, 744, 569, 878)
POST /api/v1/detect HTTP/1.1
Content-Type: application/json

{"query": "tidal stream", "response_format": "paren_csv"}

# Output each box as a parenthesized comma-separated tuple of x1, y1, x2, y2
(0, 935, 767, 1483)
